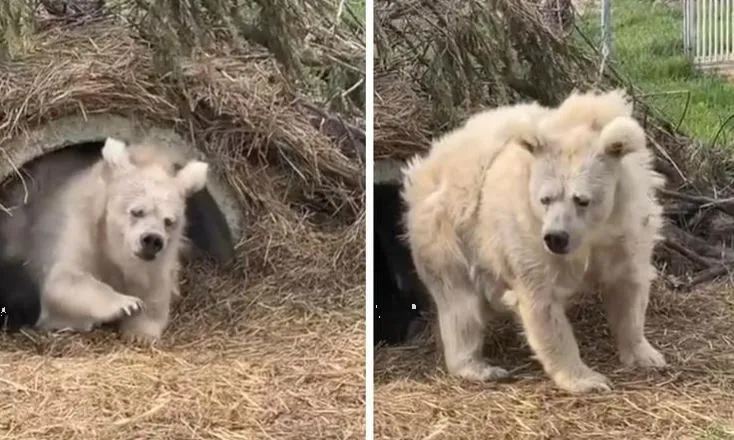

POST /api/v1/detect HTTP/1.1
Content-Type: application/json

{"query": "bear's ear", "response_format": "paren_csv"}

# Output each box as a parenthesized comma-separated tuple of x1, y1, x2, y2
(176, 160, 209, 196)
(515, 134, 544, 155)
(101, 137, 133, 170)
(599, 116, 646, 159)
(503, 113, 544, 156)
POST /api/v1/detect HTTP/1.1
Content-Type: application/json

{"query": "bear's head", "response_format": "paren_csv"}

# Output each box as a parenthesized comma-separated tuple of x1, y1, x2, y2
(517, 114, 647, 256)
(100, 138, 209, 262)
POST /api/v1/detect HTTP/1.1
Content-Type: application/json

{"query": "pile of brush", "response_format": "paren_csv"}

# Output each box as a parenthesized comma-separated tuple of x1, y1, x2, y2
(374, 0, 734, 288)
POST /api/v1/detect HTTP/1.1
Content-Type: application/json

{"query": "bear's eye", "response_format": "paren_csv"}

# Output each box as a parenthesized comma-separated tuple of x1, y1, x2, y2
(540, 196, 552, 205)
(573, 195, 590, 207)
(131, 209, 145, 218)
(164, 217, 175, 228)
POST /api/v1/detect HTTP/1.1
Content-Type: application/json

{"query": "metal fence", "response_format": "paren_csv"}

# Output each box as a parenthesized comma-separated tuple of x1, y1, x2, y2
(684, 0, 734, 70)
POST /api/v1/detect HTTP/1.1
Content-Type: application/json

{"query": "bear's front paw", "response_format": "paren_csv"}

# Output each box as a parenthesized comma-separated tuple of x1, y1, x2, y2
(552, 366, 612, 394)
(620, 339, 666, 368)
(120, 327, 161, 346)
(118, 315, 165, 346)
(452, 360, 510, 382)
(100, 294, 144, 322)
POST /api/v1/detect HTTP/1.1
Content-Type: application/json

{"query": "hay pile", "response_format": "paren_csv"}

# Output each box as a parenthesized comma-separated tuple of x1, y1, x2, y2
(375, 0, 734, 284)
(374, 0, 595, 161)
(375, 1, 734, 438)
(0, 1, 365, 439)
(376, 284, 734, 439)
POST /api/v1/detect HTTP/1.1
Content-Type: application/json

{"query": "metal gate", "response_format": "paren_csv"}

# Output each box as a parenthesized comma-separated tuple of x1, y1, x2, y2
(684, 0, 734, 71)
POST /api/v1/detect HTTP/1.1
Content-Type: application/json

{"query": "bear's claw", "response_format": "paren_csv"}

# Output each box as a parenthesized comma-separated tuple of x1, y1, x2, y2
(552, 367, 612, 394)
(453, 360, 510, 382)
(620, 340, 667, 369)
(121, 330, 159, 346)
(109, 294, 144, 321)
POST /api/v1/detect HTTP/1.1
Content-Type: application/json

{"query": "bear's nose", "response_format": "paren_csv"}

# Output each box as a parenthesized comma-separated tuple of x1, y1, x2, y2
(543, 231, 570, 254)
(141, 233, 164, 254)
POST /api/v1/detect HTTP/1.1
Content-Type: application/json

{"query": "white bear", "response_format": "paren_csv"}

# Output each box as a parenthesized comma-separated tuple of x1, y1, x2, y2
(0, 137, 208, 343)
(401, 90, 666, 393)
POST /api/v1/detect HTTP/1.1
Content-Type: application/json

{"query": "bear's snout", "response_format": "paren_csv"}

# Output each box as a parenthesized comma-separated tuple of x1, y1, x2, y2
(543, 231, 570, 255)
(138, 233, 165, 260)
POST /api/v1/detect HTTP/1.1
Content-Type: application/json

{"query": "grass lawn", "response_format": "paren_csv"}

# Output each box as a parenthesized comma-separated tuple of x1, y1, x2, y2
(579, 0, 734, 147)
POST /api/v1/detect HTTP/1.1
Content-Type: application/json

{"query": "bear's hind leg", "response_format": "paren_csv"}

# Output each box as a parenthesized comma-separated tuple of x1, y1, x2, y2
(600, 261, 666, 369)
(513, 285, 611, 393)
(42, 267, 144, 329)
(424, 269, 509, 382)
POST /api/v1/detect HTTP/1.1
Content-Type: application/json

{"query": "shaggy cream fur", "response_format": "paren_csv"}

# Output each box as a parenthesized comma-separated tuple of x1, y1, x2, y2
(0, 138, 208, 343)
(401, 90, 666, 393)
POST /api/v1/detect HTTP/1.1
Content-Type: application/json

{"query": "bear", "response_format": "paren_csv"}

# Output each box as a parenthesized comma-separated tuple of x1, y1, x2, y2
(374, 181, 432, 345)
(0, 137, 208, 343)
(0, 234, 41, 332)
(400, 89, 667, 394)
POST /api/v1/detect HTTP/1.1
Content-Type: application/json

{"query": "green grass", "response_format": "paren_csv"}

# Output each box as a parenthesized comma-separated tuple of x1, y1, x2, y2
(579, 0, 734, 147)
(351, 0, 365, 23)
(698, 426, 734, 440)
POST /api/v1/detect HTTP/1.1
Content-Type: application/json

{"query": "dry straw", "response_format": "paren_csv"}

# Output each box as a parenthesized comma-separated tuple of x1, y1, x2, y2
(0, 1, 365, 439)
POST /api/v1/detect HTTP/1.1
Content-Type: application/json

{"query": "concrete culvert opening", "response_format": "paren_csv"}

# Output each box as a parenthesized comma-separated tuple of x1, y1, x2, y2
(0, 114, 244, 265)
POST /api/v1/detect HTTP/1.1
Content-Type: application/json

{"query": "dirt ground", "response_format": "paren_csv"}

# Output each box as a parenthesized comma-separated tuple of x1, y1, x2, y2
(0, 219, 365, 440)
(374, 282, 734, 440)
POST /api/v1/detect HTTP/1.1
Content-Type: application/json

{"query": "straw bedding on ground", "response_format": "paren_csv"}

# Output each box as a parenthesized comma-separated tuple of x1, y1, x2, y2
(375, 283, 734, 440)
(374, 1, 734, 438)
(0, 5, 365, 439)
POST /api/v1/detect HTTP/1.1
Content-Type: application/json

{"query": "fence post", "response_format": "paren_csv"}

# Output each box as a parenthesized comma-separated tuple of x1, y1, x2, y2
(600, 0, 614, 61)
(683, 0, 690, 57)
